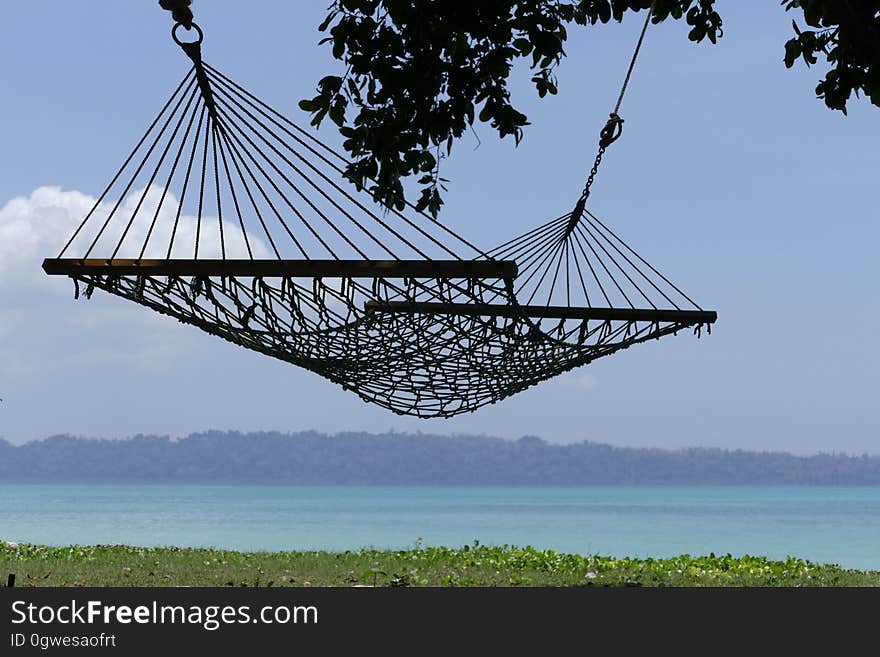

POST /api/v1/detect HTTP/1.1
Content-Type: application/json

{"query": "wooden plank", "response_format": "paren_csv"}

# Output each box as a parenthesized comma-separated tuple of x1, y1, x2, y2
(42, 258, 518, 280)
(365, 301, 717, 324)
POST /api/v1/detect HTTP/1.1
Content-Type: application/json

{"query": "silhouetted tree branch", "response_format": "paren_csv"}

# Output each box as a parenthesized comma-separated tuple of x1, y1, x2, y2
(299, 1, 878, 216)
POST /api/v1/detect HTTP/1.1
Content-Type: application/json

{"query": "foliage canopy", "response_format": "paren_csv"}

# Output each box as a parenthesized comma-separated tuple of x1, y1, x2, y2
(298, 1, 880, 216)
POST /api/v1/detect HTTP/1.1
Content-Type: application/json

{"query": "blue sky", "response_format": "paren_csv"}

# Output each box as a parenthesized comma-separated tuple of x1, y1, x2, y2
(0, 2, 877, 452)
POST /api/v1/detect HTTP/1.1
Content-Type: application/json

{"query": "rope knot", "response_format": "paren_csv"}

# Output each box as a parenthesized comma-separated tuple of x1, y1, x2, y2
(159, 0, 194, 29)
(564, 195, 587, 238)
(599, 113, 625, 149)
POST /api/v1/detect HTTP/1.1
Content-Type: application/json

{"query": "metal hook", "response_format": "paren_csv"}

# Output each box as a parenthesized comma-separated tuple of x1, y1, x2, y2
(599, 113, 625, 148)
(172, 21, 204, 48)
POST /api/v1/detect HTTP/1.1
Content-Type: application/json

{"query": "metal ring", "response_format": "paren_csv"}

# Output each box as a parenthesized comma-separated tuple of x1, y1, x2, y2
(172, 22, 203, 47)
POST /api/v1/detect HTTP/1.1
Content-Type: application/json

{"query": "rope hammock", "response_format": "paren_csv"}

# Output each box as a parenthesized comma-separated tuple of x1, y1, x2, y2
(43, 5, 716, 418)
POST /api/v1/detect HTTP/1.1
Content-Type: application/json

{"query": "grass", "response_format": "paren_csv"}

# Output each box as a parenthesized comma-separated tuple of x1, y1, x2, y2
(2, 542, 878, 587)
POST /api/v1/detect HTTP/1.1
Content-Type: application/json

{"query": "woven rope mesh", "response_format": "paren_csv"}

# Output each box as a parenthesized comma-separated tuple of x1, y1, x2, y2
(45, 56, 714, 417)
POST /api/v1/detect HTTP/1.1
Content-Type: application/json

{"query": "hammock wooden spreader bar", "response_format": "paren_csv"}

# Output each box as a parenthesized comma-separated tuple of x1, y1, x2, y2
(364, 301, 717, 325)
(43, 258, 518, 280)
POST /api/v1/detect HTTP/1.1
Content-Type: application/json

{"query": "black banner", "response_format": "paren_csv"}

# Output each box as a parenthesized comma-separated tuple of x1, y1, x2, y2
(0, 587, 874, 654)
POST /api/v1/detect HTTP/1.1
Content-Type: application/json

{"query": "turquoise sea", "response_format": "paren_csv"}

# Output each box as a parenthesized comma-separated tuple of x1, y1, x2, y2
(1, 485, 878, 569)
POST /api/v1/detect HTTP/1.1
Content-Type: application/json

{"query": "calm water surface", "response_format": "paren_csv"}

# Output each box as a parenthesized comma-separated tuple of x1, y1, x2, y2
(1, 485, 878, 569)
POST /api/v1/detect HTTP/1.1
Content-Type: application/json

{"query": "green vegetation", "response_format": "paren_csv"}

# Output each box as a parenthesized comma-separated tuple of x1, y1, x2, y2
(2, 542, 878, 587)
(6, 432, 880, 484)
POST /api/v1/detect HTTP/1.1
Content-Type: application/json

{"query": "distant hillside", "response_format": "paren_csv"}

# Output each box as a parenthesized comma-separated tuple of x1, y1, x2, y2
(1, 431, 879, 485)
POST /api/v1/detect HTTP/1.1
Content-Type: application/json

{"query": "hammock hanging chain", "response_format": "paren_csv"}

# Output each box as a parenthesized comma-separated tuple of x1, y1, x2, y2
(566, 3, 655, 236)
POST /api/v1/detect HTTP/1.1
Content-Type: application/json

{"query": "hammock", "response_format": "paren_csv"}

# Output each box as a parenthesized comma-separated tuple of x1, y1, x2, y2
(43, 8, 716, 418)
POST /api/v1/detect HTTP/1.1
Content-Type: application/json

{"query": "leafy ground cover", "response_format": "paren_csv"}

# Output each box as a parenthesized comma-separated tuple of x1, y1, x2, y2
(2, 542, 877, 587)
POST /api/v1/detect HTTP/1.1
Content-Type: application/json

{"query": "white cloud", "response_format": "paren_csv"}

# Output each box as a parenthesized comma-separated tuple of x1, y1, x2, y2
(0, 186, 272, 283)
(0, 186, 274, 378)
(0, 187, 94, 284)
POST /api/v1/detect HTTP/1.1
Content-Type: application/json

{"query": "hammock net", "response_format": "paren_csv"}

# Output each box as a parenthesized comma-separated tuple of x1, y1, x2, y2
(43, 17, 716, 418)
